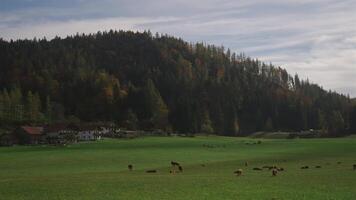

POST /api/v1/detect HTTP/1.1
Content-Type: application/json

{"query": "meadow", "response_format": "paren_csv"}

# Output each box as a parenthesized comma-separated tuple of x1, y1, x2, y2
(1, 136, 356, 200)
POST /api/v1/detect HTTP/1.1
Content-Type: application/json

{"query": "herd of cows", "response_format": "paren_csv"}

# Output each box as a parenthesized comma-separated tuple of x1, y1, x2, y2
(126, 161, 356, 176)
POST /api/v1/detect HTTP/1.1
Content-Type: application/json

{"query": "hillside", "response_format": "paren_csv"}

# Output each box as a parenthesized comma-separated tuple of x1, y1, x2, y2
(0, 30, 353, 135)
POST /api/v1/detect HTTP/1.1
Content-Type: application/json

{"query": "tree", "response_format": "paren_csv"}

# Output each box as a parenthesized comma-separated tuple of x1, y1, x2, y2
(264, 117, 274, 132)
(9, 87, 24, 122)
(124, 109, 139, 130)
(2, 89, 11, 122)
(350, 106, 356, 133)
(26, 91, 42, 123)
(200, 110, 214, 134)
(142, 79, 169, 130)
(329, 111, 345, 134)
(45, 96, 52, 124)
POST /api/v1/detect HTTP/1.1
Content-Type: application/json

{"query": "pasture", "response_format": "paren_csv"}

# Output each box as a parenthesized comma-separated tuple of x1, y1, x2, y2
(1, 136, 356, 200)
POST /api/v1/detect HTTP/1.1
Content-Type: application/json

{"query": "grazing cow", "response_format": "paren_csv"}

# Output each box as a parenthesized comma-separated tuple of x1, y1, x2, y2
(315, 166, 321, 169)
(146, 170, 157, 173)
(245, 162, 249, 167)
(353, 164, 356, 170)
(178, 166, 183, 172)
(234, 169, 243, 176)
(277, 167, 284, 171)
(253, 167, 263, 171)
(171, 161, 180, 166)
(301, 166, 309, 169)
(201, 164, 206, 167)
(128, 164, 133, 171)
(337, 162, 342, 165)
(272, 169, 278, 176)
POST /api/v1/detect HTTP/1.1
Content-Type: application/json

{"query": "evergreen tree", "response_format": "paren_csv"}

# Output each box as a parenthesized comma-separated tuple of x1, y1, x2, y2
(26, 91, 42, 123)
(350, 106, 356, 133)
(2, 89, 11, 122)
(200, 110, 214, 134)
(45, 96, 52, 124)
(142, 79, 169, 130)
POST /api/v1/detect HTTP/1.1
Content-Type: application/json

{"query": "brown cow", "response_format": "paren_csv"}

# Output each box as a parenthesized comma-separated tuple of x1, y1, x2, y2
(178, 166, 183, 172)
(128, 164, 133, 171)
(272, 169, 278, 176)
(171, 161, 180, 166)
(234, 169, 243, 176)
(277, 167, 284, 171)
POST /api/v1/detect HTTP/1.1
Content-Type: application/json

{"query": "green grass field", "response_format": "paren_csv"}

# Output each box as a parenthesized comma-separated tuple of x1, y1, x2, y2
(1, 136, 356, 200)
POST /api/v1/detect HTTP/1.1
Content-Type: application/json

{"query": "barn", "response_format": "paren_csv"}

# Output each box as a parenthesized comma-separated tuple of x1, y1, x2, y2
(13, 126, 45, 145)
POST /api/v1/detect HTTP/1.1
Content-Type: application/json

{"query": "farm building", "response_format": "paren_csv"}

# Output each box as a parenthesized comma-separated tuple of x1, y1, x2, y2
(44, 123, 78, 144)
(13, 126, 45, 145)
(76, 124, 101, 141)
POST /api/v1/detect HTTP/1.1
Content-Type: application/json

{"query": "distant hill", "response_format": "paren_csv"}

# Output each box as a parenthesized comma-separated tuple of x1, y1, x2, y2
(0, 30, 353, 135)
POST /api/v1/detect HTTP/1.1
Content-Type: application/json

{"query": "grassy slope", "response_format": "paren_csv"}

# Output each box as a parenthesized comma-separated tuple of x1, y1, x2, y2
(0, 136, 356, 200)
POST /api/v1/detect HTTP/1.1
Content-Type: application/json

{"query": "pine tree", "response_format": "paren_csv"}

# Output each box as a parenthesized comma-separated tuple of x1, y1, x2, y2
(0, 92, 3, 121)
(200, 110, 214, 134)
(10, 87, 24, 122)
(350, 106, 356, 133)
(2, 89, 11, 122)
(143, 79, 169, 130)
(26, 91, 42, 123)
(46, 96, 52, 124)
(264, 117, 274, 132)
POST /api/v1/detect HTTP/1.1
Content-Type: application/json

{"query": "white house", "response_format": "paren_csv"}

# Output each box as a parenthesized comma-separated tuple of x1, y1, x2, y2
(77, 126, 101, 141)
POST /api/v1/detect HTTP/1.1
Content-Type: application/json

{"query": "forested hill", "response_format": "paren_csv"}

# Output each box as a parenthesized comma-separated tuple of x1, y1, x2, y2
(0, 30, 354, 135)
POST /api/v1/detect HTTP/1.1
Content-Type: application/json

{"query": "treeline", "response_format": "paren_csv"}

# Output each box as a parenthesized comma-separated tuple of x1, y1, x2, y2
(0, 30, 354, 136)
(0, 88, 51, 124)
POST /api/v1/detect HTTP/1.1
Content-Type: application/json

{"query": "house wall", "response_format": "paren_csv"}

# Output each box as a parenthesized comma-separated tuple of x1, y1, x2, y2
(78, 131, 97, 141)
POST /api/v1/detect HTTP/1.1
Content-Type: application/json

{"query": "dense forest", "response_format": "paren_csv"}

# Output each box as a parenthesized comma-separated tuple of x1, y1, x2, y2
(0, 30, 354, 136)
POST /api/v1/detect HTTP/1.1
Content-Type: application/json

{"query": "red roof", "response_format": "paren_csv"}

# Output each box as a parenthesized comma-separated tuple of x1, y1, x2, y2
(21, 126, 44, 135)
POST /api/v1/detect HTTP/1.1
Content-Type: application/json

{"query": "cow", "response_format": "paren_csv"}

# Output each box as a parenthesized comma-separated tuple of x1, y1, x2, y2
(171, 161, 180, 166)
(315, 166, 321, 169)
(272, 169, 278, 176)
(234, 169, 243, 176)
(128, 164, 133, 171)
(146, 170, 157, 173)
(301, 166, 309, 169)
(245, 162, 249, 167)
(253, 167, 263, 171)
(353, 164, 356, 170)
(277, 167, 284, 171)
(178, 166, 183, 172)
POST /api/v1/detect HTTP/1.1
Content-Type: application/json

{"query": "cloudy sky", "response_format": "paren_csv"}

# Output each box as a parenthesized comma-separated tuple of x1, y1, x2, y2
(1, 0, 355, 97)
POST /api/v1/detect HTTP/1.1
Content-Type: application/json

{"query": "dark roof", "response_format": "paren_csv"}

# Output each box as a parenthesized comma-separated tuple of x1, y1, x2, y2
(21, 126, 44, 135)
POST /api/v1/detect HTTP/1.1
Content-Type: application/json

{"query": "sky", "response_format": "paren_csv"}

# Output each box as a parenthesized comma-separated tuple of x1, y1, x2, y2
(1, 0, 355, 97)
